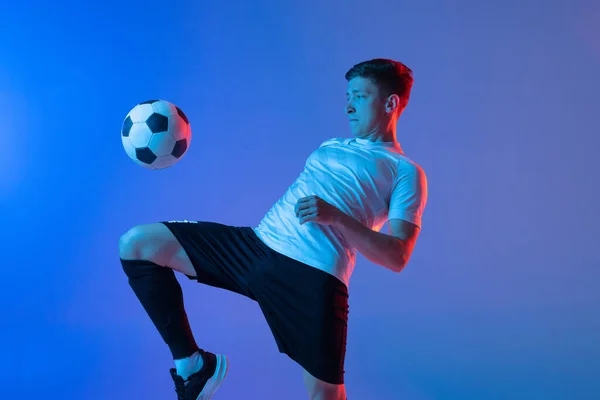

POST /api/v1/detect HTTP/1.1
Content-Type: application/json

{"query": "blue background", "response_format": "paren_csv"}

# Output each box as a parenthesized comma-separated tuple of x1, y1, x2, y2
(1, 0, 599, 398)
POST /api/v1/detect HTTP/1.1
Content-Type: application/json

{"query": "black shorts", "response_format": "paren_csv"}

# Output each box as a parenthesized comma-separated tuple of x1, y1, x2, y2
(161, 220, 349, 385)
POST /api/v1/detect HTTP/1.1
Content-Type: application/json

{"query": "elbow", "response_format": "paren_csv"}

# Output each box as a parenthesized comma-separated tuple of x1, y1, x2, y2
(393, 263, 406, 273)
(390, 239, 412, 273)
(391, 257, 408, 273)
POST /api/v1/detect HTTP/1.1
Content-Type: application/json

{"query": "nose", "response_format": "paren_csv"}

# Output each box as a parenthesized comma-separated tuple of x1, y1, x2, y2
(345, 101, 355, 114)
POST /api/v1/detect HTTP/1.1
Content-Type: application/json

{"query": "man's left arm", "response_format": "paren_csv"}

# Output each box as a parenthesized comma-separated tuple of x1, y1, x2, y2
(295, 164, 427, 273)
(333, 162, 427, 273)
(333, 215, 420, 273)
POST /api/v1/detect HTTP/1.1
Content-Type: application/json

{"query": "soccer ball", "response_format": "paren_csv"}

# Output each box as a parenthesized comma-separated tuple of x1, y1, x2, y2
(121, 99, 192, 169)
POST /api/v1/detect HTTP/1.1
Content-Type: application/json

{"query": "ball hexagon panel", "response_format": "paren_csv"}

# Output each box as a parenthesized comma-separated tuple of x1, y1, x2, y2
(169, 115, 190, 141)
(128, 103, 154, 123)
(151, 155, 178, 169)
(121, 136, 136, 159)
(129, 123, 154, 148)
(151, 100, 177, 117)
(148, 131, 176, 157)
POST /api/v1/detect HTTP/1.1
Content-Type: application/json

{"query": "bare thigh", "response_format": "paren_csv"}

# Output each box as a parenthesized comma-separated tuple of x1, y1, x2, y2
(118, 222, 196, 277)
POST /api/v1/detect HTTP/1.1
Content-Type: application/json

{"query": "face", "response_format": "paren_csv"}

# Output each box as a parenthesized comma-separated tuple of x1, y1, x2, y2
(345, 76, 391, 138)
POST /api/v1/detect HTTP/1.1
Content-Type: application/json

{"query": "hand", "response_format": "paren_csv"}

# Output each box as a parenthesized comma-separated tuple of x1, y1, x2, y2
(294, 195, 344, 226)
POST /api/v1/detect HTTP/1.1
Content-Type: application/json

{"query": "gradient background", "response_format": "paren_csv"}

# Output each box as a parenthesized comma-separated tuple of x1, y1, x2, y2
(1, 0, 599, 399)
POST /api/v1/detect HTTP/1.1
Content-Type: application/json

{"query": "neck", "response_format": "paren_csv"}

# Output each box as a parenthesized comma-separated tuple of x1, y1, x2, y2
(364, 121, 397, 143)
(380, 127, 397, 142)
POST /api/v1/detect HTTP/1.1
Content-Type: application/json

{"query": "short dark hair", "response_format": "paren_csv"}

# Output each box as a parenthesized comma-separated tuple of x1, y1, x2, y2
(345, 58, 414, 108)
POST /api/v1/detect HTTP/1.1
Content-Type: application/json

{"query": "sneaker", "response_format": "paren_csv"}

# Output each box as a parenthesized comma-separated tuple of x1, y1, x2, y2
(170, 349, 229, 400)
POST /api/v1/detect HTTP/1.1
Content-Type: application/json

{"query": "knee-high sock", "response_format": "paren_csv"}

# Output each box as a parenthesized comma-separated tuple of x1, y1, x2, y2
(121, 258, 199, 359)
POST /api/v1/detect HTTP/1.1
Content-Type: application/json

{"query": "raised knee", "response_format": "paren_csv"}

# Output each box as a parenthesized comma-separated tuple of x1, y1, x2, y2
(119, 225, 147, 259)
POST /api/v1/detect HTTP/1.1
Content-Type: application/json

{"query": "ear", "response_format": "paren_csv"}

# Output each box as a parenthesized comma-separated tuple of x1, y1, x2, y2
(385, 94, 401, 114)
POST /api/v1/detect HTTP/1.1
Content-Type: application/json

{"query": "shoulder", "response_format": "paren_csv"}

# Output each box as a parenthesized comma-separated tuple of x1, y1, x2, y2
(395, 155, 427, 181)
(318, 137, 347, 148)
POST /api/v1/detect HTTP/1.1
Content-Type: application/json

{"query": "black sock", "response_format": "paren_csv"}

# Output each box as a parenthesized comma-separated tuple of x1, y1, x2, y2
(121, 258, 199, 359)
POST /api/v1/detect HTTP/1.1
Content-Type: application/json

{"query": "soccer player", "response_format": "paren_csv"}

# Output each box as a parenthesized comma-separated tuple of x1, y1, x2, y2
(119, 58, 428, 400)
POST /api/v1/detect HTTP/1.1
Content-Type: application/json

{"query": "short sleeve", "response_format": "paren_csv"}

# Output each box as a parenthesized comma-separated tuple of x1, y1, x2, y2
(388, 162, 428, 228)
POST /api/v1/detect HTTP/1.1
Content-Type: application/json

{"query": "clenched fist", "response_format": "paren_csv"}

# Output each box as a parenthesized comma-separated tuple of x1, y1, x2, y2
(294, 195, 345, 226)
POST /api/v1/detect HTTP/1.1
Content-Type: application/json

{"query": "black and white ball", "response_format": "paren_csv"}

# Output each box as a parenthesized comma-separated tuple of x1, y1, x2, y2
(121, 99, 191, 169)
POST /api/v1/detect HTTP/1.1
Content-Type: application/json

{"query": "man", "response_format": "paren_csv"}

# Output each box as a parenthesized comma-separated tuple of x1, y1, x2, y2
(119, 58, 428, 400)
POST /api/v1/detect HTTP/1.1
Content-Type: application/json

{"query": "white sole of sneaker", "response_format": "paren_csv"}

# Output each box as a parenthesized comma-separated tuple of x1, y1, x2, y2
(197, 354, 228, 400)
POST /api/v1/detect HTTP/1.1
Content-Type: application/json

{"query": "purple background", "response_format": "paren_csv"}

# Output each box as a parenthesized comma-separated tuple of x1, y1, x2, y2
(1, 0, 598, 398)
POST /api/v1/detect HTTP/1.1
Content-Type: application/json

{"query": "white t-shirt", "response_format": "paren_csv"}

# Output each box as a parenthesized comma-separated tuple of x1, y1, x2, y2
(253, 137, 428, 287)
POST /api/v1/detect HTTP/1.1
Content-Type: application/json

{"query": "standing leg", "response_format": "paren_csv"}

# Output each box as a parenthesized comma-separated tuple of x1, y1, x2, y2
(249, 249, 350, 400)
(303, 369, 347, 400)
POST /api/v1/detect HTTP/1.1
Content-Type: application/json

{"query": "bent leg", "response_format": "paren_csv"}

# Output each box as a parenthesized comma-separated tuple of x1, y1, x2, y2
(119, 222, 199, 360)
